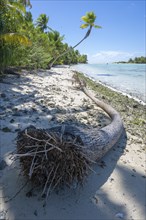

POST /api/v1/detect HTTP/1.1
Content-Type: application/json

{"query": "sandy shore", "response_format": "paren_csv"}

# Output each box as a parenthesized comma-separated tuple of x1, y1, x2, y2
(0, 66, 145, 220)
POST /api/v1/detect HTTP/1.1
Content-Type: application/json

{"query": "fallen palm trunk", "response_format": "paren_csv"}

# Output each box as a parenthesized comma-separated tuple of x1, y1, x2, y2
(49, 85, 124, 162)
(76, 80, 124, 161)
(16, 78, 124, 195)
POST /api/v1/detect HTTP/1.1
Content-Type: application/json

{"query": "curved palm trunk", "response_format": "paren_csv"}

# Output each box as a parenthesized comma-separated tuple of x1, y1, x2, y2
(49, 82, 124, 162)
(79, 86, 124, 161)
(49, 26, 92, 69)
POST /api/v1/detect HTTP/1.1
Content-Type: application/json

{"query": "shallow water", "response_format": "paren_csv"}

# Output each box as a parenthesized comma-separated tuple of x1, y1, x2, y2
(71, 63, 146, 103)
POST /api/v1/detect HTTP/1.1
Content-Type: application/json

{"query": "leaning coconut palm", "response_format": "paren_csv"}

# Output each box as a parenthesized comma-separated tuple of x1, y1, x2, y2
(49, 11, 101, 68)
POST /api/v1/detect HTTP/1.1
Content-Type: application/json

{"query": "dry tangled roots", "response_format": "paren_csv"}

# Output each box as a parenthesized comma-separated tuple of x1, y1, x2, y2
(16, 126, 91, 196)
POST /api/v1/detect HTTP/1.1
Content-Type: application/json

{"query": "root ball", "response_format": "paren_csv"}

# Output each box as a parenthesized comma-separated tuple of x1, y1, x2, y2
(17, 126, 90, 195)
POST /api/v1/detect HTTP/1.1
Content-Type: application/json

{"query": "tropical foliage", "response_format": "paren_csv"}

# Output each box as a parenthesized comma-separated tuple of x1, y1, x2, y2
(35, 14, 49, 32)
(0, 1, 99, 74)
(116, 56, 146, 64)
(0, 0, 31, 72)
(127, 56, 146, 64)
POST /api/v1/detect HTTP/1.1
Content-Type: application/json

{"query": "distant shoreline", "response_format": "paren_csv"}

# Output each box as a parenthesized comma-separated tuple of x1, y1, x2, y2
(114, 56, 146, 64)
(114, 62, 146, 64)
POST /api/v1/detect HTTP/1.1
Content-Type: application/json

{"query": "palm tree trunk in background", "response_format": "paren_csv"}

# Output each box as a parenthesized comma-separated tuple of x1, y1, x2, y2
(48, 26, 92, 69)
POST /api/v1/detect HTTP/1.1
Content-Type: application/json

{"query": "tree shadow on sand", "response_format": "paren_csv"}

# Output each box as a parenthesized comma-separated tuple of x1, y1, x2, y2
(0, 127, 128, 220)
(0, 70, 132, 220)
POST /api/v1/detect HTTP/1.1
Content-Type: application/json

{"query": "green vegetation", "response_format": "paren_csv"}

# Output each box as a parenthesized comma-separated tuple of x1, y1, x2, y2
(115, 56, 146, 64)
(1, 1, 99, 74)
(127, 56, 146, 64)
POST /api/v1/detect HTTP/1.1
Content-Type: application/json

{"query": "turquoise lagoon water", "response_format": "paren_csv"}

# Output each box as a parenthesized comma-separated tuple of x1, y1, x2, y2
(71, 63, 146, 103)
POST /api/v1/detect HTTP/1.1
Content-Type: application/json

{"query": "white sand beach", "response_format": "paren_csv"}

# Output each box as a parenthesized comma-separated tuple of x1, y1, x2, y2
(0, 66, 145, 220)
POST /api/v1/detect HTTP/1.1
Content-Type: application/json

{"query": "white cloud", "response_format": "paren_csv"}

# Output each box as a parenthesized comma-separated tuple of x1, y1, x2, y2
(88, 51, 143, 64)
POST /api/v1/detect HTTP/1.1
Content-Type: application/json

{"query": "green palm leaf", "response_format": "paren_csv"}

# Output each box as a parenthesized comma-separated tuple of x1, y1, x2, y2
(93, 25, 102, 29)
(7, 2, 26, 14)
(81, 16, 89, 23)
(0, 33, 31, 46)
(81, 12, 96, 24)
(80, 11, 101, 30)
(80, 24, 89, 29)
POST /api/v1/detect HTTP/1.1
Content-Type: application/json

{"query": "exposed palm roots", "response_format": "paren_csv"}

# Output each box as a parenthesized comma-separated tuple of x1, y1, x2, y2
(16, 126, 91, 197)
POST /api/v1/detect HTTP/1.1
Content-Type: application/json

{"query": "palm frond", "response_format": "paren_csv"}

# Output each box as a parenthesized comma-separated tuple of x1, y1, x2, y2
(81, 12, 96, 24)
(0, 33, 31, 46)
(7, 2, 26, 14)
(93, 25, 102, 29)
(80, 24, 89, 29)
(81, 16, 89, 23)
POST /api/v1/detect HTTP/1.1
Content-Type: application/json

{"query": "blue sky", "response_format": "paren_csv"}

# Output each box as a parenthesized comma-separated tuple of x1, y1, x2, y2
(29, 0, 145, 63)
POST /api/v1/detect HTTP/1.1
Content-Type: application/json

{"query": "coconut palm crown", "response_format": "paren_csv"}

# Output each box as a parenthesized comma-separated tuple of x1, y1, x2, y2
(80, 11, 101, 29)
(80, 11, 101, 38)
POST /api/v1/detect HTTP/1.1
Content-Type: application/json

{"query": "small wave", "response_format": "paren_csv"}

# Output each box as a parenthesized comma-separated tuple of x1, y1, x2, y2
(96, 74, 113, 76)
(133, 74, 143, 77)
